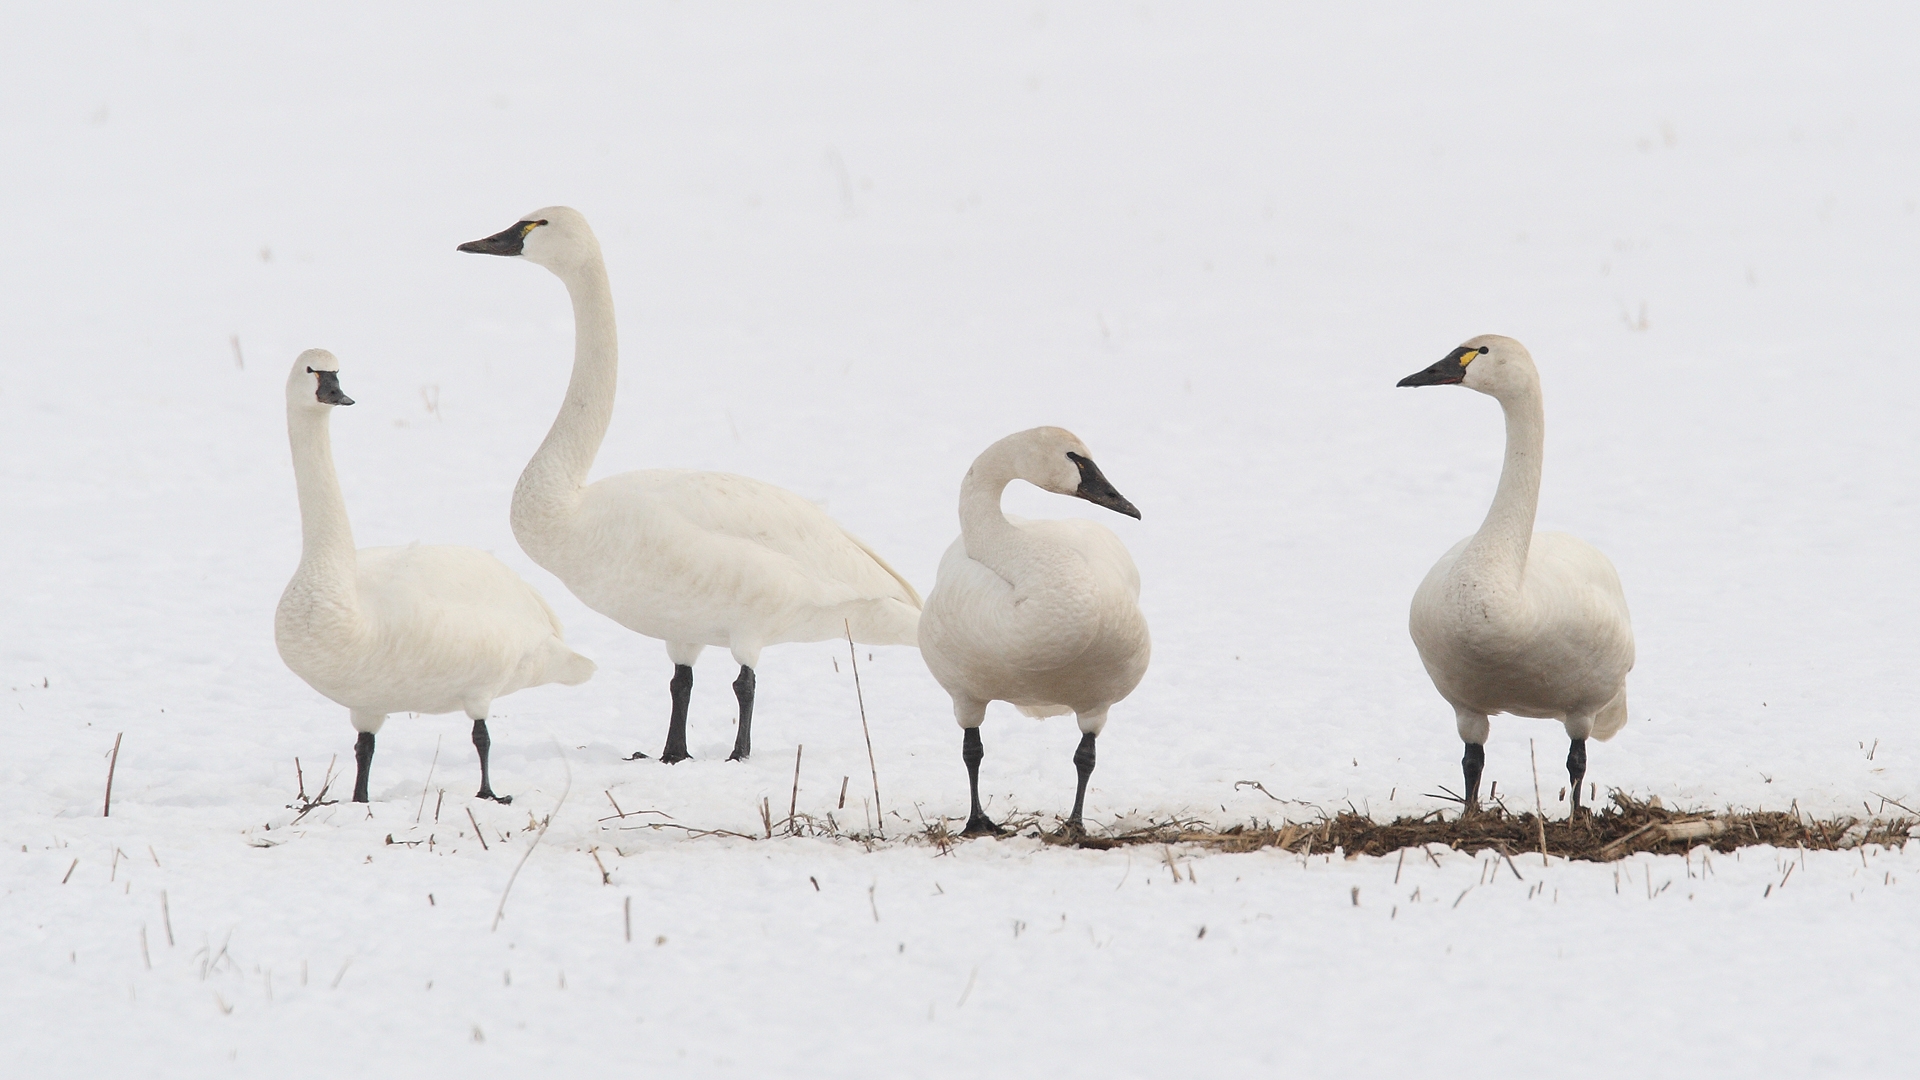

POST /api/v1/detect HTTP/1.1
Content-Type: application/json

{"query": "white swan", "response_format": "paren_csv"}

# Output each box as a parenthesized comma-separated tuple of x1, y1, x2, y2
(458, 208, 921, 763)
(1398, 335, 1634, 814)
(918, 427, 1150, 835)
(274, 350, 596, 804)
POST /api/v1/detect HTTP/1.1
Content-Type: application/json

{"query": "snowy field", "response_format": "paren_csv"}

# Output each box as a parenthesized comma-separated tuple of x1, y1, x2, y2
(5, 3, 1919, 1075)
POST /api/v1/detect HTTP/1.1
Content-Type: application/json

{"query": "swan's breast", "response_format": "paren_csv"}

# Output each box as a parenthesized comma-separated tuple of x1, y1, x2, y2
(921, 521, 1148, 713)
(1411, 532, 1633, 716)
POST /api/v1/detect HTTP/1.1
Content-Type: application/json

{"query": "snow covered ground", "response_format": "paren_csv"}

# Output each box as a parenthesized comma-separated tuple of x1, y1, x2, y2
(4, 3, 1918, 1075)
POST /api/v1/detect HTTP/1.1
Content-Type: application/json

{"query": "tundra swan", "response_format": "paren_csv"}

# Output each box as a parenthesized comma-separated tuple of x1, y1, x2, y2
(458, 208, 921, 763)
(1398, 335, 1634, 814)
(274, 350, 595, 804)
(918, 427, 1150, 835)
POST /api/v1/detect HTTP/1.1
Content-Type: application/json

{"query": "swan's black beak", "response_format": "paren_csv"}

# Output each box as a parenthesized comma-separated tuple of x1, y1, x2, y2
(311, 368, 354, 406)
(458, 220, 542, 257)
(1398, 345, 1485, 387)
(1067, 452, 1141, 519)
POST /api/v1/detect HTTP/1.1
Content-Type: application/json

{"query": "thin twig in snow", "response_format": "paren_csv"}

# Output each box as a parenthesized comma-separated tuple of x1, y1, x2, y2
(466, 806, 489, 851)
(103, 732, 124, 817)
(416, 735, 441, 823)
(845, 622, 882, 834)
(787, 745, 804, 834)
(1529, 739, 1548, 866)
(491, 740, 571, 931)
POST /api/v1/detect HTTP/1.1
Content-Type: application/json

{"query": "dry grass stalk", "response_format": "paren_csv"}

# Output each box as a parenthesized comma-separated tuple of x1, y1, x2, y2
(845, 621, 883, 836)
(289, 756, 339, 823)
(416, 735, 442, 823)
(788, 744, 804, 835)
(1529, 738, 1548, 866)
(492, 764, 569, 932)
(103, 732, 124, 817)
(466, 806, 489, 851)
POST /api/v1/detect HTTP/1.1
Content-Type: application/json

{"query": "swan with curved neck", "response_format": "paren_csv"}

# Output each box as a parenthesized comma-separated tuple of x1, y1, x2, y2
(1398, 335, 1634, 814)
(459, 208, 922, 763)
(919, 427, 1150, 835)
(274, 350, 596, 803)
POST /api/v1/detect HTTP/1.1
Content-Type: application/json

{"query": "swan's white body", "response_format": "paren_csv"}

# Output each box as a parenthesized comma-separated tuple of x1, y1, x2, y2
(1411, 532, 1633, 740)
(274, 351, 594, 799)
(919, 428, 1148, 832)
(523, 467, 921, 664)
(922, 516, 1149, 734)
(461, 207, 918, 759)
(1401, 335, 1633, 807)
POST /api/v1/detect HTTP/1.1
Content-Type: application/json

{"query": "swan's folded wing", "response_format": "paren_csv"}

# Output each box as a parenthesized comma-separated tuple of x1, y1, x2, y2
(1528, 531, 1635, 671)
(617, 470, 922, 607)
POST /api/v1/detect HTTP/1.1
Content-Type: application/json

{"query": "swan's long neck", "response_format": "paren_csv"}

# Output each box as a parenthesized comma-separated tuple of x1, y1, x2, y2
(513, 252, 617, 558)
(957, 445, 1073, 585)
(287, 407, 359, 611)
(1459, 377, 1545, 587)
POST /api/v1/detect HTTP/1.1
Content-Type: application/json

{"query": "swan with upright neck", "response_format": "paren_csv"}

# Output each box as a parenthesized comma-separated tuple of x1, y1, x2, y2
(274, 350, 596, 803)
(919, 427, 1150, 835)
(458, 208, 921, 763)
(1398, 335, 1634, 814)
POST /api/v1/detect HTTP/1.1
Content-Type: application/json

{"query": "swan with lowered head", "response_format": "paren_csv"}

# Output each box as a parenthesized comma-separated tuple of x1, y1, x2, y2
(274, 350, 596, 803)
(919, 427, 1150, 835)
(458, 208, 921, 763)
(1398, 335, 1634, 814)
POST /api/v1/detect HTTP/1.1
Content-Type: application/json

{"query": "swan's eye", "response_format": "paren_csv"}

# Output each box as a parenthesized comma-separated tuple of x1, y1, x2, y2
(521, 220, 547, 236)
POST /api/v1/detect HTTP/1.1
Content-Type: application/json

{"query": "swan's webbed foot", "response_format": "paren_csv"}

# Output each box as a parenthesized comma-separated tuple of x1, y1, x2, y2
(352, 731, 375, 804)
(1566, 738, 1588, 815)
(1461, 742, 1485, 815)
(660, 664, 694, 764)
(726, 665, 755, 762)
(624, 750, 651, 761)
(961, 813, 1006, 837)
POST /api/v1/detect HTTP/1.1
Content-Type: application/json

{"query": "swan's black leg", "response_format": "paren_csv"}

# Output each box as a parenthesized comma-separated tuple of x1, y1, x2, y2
(1567, 738, 1588, 814)
(1064, 732, 1098, 835)
(659, 664, 694, 764)
(352, 731, 375, 803)
(472, 718, 511, 804)
(961, 727, 1002, 835)
(727, 666, 755, 762)
(1462, 742, 1485, 813)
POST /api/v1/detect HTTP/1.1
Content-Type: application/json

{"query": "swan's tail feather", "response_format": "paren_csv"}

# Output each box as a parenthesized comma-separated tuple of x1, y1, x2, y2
(842, 529, 924, 609)
(1016, 703, 1073, 719)
(843, 597, 922, 648)
(550, 644, 597, 687)
(1592, 686, 1629, 741)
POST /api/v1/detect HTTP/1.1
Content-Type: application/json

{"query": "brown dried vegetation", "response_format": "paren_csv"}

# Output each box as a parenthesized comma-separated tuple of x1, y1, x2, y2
(941, 792, 1915, 863)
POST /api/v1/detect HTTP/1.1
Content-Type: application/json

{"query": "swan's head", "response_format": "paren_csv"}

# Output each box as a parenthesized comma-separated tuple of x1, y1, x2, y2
(995, 426, 1141, 519)
(1398, 334, 1535, 397)
(458, 206, 599, 273)
(288, 349, 354, 411)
